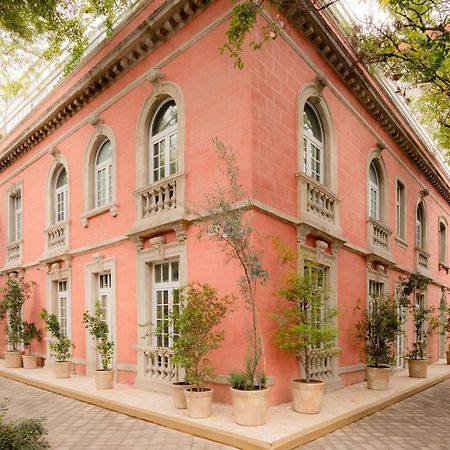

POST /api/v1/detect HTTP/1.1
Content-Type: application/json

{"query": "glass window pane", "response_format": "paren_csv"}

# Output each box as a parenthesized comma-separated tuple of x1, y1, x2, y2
(56, 168, 67, 188)
(152, 100, 177, 135)
(162, 263, 169, 282)
(96, 141, 112, 165)
(303, 103, 323, 141)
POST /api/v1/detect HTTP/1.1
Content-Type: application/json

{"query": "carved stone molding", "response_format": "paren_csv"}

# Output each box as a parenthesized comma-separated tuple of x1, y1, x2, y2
(173, 223, 188, 242)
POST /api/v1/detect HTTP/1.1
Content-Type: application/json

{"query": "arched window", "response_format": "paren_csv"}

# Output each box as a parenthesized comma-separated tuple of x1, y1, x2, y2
(150, 99, 177, 183)
(303, 103, 323, 182)
(439, 219, 448, 265)
(416, 202, 426, 248)
(369, 162, 379, 220)
(95, 140, 113, 208)
(55, 168, 68, 223)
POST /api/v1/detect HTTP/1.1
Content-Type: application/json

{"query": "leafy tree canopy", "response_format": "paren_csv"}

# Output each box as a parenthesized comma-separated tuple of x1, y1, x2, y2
(222, 0, 450, 152)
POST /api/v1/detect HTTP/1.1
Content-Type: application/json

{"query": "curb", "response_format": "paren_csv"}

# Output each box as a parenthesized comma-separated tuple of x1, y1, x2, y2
(1, 368, 449, 450)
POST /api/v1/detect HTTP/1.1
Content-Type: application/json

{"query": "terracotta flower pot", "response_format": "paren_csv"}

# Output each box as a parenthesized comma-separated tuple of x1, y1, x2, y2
(94, 369, 114, 389)
(172, 382, 192, 409)
(446, 351, 450, 365)
(366, 366, 391, 391)
(408, 359, 428, 378)
(184, 388, 213, 419)
(5, 351, 23, 368)
(230, 387, 268, 426)
(22, 354, 38, 369)
(292, 379, 324, 414)
(54, 361, 71, 378)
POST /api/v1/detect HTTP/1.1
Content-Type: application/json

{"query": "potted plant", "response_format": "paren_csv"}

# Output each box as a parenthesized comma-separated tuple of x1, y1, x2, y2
(355, 294, 400, 390)
(22, 321, 42, 369)
(40, 309, 73, 378)
(158, 283, 233, 418)
(399, 273, 438, 378)
(192, 139, 269, 425)
(83, 300, 115, 389)
(274, 266, 338, 413)
(0, 278, 29, 368)
(442, 306, 450, 364)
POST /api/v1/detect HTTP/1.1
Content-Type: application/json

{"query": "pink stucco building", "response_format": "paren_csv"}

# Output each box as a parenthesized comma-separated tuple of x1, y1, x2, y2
(0, 0, 449, 405)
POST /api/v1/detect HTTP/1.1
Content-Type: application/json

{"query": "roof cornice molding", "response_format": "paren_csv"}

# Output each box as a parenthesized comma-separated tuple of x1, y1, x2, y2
(0, 0, 211, 172)
(280, 0, 450, 204)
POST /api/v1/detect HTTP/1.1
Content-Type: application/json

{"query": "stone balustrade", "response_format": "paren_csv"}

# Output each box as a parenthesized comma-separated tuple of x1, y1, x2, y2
(301, 175, 337, 224)
(367, 218, 392, 252)
(47, 222, 68, 251)
(138, 345, 180, 384)
(416, 247, 430, 270)
(6, 240, 21, 264)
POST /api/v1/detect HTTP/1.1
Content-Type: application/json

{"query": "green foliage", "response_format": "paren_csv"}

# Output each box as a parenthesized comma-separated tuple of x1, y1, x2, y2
(441, 305, 450, 349)
(221, 0, 281, 69)
(156, 283, 233, 390)
(230, 365, 267, 390)
(274, 268, 339, 382)
(399, 273, 438, 360)
(351, 0, 450, 150)
(0, 398, 49, 450)
(190, 138, 268, 389)
(82, 301, 114, 371)
(40, 309, 73, 362)
(0, 278, 29, 352)
(22, 321, 41, 354)
(355, 294, 401, 367)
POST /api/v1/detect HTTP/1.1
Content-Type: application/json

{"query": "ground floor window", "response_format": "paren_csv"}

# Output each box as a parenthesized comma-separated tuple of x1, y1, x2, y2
(57, 280, 69, 337)
(395, 288, 407, 370)
(98, 272, 113, 340)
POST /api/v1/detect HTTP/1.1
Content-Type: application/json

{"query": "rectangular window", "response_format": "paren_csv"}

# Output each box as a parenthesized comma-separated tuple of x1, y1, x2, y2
(153, 260, 179, 348)
(96, 164, 112, 208)
(369, 280, 384, 298)
(98, 273, 112, 340)
(10, 193, 22, 242)
(57, 280, 69, 337)
(415, 293, 426, 346)
(396, 181, 405, 240)
(395, 288, 406, 370)
(56, 189, 67, 223)
(439, 222, 447, 264)
(369, 186, 378, 220)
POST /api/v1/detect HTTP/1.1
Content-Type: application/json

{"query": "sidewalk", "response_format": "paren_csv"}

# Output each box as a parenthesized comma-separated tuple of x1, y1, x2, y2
(1, 361, 449, 450)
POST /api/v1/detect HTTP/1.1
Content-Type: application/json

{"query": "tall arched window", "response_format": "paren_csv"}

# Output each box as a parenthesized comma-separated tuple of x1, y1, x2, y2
(439, 219, 448, 265)
(416, 202, 426, 248)
(150, 99, 178, 183)
(95, 140, 113, 208)
(55, 168, 68, 223)
(303, 103, 323, 182)
(369, 162, 379, 220)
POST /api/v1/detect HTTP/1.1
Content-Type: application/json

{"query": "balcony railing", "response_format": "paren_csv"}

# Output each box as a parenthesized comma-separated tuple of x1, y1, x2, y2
(136, 345, 181, 384)
(297, 173, 340, 228)
(134, 173, 186, 222)
(44, 221, 70, 256)
(416, 247, 430, 270)
(6, 240, 22, 265)
(367, 218, 392, 252)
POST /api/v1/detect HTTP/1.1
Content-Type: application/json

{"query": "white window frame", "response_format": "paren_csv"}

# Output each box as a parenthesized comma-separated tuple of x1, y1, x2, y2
(152, 260, 180, 348)
(150, 99, 178, 184)
(396, 181, 406, 240)
(95, 140, 113, 208)
(55, 169, 68, 223)
(369, 163, 379, 220)
(13, 193, 22, 241)
(439, 220, 447, 265)
(395, 287, 407, 370)
(416, 204, 425, 249)
(303, 104, 324, 183)
(57, 279, 70, 337)
(98, 272, 113, 341)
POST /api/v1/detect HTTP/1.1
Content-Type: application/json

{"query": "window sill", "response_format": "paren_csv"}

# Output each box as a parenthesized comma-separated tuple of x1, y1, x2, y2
(81, 203, 118, 227)
(439, 262, 450, 274)
(395, 237, 408, 248)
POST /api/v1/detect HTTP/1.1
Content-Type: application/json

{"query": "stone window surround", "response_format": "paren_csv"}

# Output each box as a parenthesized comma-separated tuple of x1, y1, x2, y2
(366, 149, 389, 226)
(135, 78, 186, 191)
(297, 80, 337, 192)
(81, 121, 118, 227)
(395, 177, 408, 248)
(438, 216, 448, 267)
(84, 255, 117, 378)
(415, 199, 428, 251)
(7, 181, 23, 244)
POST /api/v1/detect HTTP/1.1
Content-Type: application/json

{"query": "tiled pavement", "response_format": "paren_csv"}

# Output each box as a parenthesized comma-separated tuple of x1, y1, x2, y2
(2, 375, 450, 449)
(0, 376, 234, 450)
(301, 379, 450, 450)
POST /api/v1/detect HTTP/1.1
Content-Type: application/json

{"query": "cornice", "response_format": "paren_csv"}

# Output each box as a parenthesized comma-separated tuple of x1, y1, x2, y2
(0, 0, 211, 172)
(280, 0, 450, 204)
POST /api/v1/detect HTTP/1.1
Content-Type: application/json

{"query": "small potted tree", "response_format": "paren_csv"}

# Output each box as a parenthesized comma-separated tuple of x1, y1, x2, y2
(0, 278, 29, 368)
(191, 139, 269, 426)
(274, 268, 338, 413)
(83, 300, 115, 389)
(40, 309, 73, 378)
(158, 283, 233, 419)
(355, 294, 400, 390)
(22, 321, 42, 369)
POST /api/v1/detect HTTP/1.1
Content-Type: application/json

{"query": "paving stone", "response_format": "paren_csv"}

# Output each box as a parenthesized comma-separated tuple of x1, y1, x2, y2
(301, 379, 450, 449)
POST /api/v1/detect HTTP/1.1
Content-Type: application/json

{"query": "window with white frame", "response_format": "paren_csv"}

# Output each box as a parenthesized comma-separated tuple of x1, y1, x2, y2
(95, 140, 113, 208)
(153, 260, 179, 348)
(368, 162, 379, 220)
(396, 181, 406, 240)
(98, 272, 113, 340)
(11, 192, 22, 242)
(303, 103, 324, 183)
(57, 280, 69, 337)
(416, 203, 426, 249)
(415, 292, 426, 346)
(369, 280, 384, 299)
(439, 220, 447, 265)
(395, 288, 407, 370)
(150, 99, 178, 183)
(55, 168, 68, 223)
